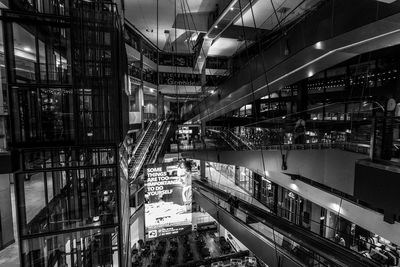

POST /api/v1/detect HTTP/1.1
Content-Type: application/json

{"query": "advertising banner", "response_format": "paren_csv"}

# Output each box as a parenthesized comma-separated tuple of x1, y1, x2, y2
(144, 162, 192, 239)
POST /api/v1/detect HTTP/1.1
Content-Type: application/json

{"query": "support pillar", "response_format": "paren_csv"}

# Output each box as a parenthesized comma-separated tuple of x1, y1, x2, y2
(200, 160, 206, 179)
(234, 166, 240, 186)
(296, 79, 308, 120)
(157, 91, 164, 120)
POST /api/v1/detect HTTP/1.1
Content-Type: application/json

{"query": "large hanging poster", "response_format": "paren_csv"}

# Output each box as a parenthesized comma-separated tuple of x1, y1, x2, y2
(144, 161, 192, 239)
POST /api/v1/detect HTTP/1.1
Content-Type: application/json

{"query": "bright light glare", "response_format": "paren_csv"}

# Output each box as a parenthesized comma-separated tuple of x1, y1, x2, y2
(330, 203, 341, 213)
(289, 183, 299, 191)
(315, 41, 323, 49)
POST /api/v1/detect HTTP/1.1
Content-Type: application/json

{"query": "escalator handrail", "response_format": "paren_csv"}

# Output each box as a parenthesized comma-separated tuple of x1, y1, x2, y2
(148, 122, 171, 164)
(129, 121, 154, 164)
(194, 188, 326, 267)
(129, 125, 158, 182)
(226, 130, 254, 150)
(194, 180, 381, 267)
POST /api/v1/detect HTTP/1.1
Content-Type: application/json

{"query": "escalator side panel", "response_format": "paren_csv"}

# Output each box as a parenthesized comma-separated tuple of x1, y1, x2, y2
(194, 190, 302, 267)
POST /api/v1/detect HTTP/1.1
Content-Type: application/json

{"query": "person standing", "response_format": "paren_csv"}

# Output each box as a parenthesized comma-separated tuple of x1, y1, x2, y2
(294, 119, 306, 144)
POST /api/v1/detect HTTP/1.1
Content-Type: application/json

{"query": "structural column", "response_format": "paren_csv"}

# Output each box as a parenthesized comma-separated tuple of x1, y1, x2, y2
(157, 91, 164, 120)
(296, 79, 308, 120)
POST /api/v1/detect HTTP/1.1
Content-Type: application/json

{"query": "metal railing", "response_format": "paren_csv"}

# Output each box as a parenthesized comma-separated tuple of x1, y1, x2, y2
(195, 179, 390, 266)
(129, 121, 153, 164)
(215, 130, 371, 155)
(129, 123, 157, 182)
(195, 183, 380, 267)
(147, 121, 171, 164)
(195, 187, 338, 267)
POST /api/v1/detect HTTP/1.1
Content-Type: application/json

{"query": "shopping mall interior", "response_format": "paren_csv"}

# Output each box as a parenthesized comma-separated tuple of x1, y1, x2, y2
(0, 0, 400, 266)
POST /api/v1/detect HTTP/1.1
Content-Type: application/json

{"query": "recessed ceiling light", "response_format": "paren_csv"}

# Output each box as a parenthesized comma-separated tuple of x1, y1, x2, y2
(314, 41, 323, 49)
(230, 7, 234, 11)
(308, 70, 314, 77)
(214, 25, 218, 29)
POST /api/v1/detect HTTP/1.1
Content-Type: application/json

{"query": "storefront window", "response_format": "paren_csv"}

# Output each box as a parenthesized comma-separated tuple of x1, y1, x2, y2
(239, 104, 252, 117)
(277, 187, 303, 225)
(260, 178, 275, 207)
(237, 166, 253, 194)
(209, 162, 235, 183)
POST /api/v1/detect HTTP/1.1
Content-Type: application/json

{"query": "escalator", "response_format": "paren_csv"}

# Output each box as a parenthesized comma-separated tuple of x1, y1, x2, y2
(206, 129, 251, 151)
(193, 180, 380, 267)
(146, 121, 174, 164)
(184, 0, 400, 124)
(128, 120, 157, 181)
(129, 120, 174, 210)
(219, 129, 254, 150)
(206, 128, 370, 154)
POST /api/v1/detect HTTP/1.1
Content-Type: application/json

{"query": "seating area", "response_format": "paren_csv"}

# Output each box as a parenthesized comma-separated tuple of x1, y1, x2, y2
(131, 230, 235, 266)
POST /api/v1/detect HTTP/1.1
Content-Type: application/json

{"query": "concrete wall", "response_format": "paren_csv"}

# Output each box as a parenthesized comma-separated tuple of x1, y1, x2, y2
(184, 150, 400, 245)
(183, 149, 367, 195)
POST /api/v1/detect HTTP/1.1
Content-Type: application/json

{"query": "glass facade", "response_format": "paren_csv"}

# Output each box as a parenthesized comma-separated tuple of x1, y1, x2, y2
(236, 166, 253, 194)
(15, 166, 118, 236)
(3, 1, 129, 266)
(20, 227, 119, 267)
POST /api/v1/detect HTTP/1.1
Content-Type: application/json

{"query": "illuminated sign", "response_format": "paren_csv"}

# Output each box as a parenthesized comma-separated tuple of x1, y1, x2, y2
(178, 129, 192, 134)
(144, 162, 192, 239)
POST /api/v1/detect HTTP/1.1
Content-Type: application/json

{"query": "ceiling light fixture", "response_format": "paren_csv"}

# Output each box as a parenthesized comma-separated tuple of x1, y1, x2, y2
(230, 7, 234, 11)
(23, 46, 32, 52)
(199, 28, 400, 121)
(214, 25, 218, 29)
(314, 41, 323, 50)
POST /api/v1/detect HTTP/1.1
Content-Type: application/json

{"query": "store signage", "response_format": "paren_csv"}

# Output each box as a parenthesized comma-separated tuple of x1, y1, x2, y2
(160, 72, 201, 86)
(166, 78, 197, 86)
(144, 162, 192, 239)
